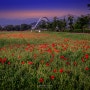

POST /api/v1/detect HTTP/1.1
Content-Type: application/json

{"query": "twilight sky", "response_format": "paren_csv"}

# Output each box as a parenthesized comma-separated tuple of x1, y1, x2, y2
(0, 0, 89, 19)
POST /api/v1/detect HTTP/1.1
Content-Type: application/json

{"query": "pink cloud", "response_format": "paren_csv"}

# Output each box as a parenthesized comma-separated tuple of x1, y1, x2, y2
(0, 10, 88, 19)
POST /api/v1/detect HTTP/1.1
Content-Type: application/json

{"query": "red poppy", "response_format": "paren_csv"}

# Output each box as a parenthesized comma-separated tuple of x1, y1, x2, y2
(59, 68, 64, 73)
(66, 62, 70, 65)
(82, 58, 85, 62)
(52, 43, 56, 47)
(53, 69, 57, 73)
(46, 48, 52, 53)
(60, 56, 67, 60)
(8, 62, 11, 65)
(85, 67, 89, 71)
(50, 75, 55, 80)
(3, 58, 7, 62)
(85, 54, 89, 59)
(21, 61, 25, 64)
(39, 78, 44, 83)
(54, 48, 59, 53)
(60, 56, 65, 59)
(46, 62, 50, 66)
(73, 61, 77, 66)
(28, 61, 33, 65)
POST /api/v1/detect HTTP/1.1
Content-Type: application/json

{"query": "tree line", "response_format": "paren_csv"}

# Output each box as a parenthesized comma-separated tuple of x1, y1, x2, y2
(39, 14, 90, 32)
(0, 14, 90, 33)
(0, 24, 31, 31)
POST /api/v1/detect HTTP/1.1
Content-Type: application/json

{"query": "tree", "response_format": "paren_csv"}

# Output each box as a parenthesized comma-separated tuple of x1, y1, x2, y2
(39, 20, 47, 29)
(20, 24, 31, 30)
(52, 16, 58, 31)
(68, 15, 74, 31)
(4, 25, 14, 31)
(58, 18, 67, 31)
(14, 25, 20, 31)
(0, 25, 2, 31)
(63, 17, 67, 31)
(75, 15, 90, 32)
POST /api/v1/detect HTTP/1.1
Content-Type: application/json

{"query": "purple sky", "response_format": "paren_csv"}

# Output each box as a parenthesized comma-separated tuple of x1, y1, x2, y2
(0, 0, 89, 25)
(0, 0, 89, 18)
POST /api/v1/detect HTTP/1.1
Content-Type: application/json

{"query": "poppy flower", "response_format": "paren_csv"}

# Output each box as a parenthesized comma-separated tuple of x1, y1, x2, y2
(73, 61, 77, 66)
(53, 69, 57, 73)
(3, 58, 7, 62)
(28, 61, 33, 65)
(54, 48, 59, 53)
(85, 54, 89, 59)
(52, 43, 56, 47)
(39, 78, 44, 83)
(60, 56, 67, 60)
(46, 48, 52, 53)
(21, 61, 25, 65)
(66, 62, 70, 65)
(85, 67, 89, 71)
(8, 62, 11, 65)
(50, 75, 55, 80)
(82, 58, 85, 62)
(46, 62, 50, 66)
(60, 56, 65, 59)
(59, 68, 64, 73)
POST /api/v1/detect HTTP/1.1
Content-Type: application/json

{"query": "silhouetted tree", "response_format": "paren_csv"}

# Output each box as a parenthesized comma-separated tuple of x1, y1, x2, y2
(0, 25, 2, 31)
(20, 24, 31, 30)
(14, 25, 20, 31)
(68, 15, 74, 31)
(52, 16, 58, 31)
(58, 18, 67, 31)
(4, 25, 14, 31)
(75, 15, 90, 32)
(39, 20, 47, 29)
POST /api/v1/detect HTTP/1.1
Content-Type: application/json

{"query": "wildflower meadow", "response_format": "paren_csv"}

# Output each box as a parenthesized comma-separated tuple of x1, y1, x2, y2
(0, 31, 90, 90)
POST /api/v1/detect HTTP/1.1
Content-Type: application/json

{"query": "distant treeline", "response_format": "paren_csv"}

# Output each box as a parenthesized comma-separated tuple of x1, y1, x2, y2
(0, 24, 32, 31)
(0, 14, 90, 33)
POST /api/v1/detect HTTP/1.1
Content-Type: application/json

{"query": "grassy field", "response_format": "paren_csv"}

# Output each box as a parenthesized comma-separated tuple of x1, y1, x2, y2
(0, 31, 90, 90)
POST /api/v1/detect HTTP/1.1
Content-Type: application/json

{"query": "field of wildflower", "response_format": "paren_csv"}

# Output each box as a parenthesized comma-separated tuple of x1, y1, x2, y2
(0, 31, 90, 90)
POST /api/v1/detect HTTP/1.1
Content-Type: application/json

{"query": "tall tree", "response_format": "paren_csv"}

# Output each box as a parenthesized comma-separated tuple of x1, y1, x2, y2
(52, 16, 58, 31)
(68, 15, 74, 31)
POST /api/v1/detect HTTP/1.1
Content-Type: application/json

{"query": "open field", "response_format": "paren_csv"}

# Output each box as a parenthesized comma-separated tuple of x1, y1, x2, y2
(0, 31, 90, 90)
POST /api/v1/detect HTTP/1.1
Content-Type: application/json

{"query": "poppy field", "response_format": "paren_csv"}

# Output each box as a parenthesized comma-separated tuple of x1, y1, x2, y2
(0, 31, 90, 90)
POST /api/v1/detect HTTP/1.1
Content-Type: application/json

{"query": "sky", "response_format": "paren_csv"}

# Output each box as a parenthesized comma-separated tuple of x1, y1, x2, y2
(0, 0, 90, 25)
